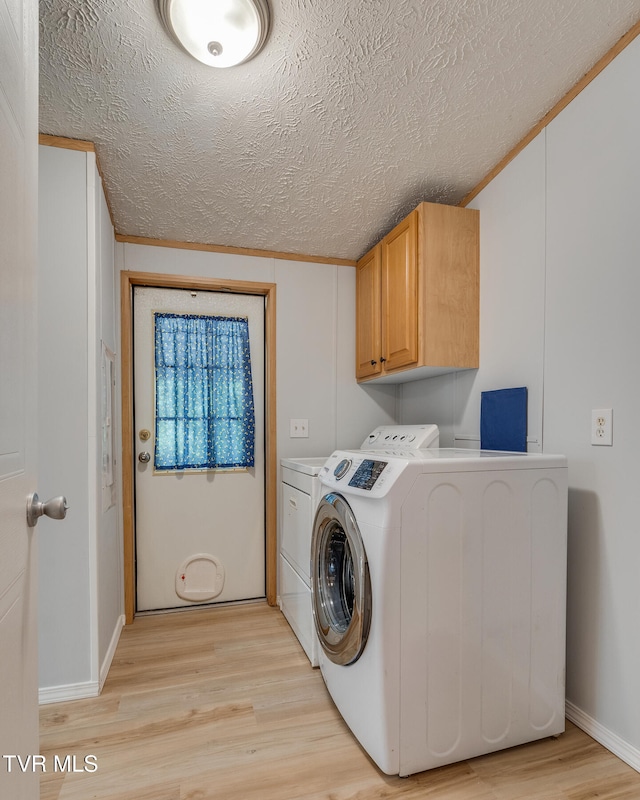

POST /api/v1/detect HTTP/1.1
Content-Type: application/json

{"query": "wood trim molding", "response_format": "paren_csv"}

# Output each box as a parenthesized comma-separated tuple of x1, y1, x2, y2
(120, 274, 135, 624)
(120, 270, 278, 624)
(459, 17, 640, 207)
(116, 233, 357, 267)
(38, 133, 95, 152)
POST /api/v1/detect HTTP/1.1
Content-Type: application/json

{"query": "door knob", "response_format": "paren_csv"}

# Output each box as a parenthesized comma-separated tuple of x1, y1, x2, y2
(138, 451, 151, 463)
(26, 493, 69, 528)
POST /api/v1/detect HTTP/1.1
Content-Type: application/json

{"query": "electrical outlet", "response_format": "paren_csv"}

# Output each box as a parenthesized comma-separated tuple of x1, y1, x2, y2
(591, 408, 613, 446)
(289, 418, 309, 438)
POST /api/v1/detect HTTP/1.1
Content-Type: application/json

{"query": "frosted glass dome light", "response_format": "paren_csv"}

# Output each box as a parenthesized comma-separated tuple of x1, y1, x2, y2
(158, 0, 271, 68)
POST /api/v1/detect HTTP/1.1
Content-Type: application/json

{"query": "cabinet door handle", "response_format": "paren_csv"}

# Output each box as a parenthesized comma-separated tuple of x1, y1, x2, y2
(288, 497, 297, 510)
(380, 356, 386, 363)
(370, 359, 377, 366)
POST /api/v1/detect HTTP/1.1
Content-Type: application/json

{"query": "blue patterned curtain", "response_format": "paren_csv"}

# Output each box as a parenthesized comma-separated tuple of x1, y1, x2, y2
(154, 313, 255, 470)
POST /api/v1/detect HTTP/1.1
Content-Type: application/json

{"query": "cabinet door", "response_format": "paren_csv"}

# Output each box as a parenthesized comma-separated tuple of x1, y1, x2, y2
(356, 244, 382, 379)
(381, 210, 418, 372)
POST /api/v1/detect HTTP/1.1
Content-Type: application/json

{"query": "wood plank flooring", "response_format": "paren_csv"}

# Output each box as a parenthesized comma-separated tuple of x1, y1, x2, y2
(40, 603, 640, 799)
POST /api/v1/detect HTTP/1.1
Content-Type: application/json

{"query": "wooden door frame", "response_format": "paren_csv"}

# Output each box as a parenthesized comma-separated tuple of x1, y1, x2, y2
(120, 271, 277, 624)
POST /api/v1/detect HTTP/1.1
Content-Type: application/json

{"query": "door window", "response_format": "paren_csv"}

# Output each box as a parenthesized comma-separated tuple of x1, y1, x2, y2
(154, 312, 255, 471)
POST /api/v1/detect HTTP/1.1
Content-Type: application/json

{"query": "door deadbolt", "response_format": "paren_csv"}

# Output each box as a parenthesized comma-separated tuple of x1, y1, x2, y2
(26, 493, 69, 528)
(139, 429, 151, 441)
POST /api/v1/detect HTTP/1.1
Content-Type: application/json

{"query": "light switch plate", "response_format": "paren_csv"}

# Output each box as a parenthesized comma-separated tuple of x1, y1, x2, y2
(290, 418, 309, 438)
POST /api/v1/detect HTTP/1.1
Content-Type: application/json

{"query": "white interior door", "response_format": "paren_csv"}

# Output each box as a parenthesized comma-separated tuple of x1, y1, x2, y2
(133, 287, 265, 611)
(0, 0, 39, 796)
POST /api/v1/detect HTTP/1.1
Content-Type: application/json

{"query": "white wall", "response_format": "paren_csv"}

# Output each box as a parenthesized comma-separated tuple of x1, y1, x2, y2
(399, 131, 546, 450)
(119, 244, 398, 606)
(120, 244, 398, 460)
(543, 36, 640, 760)
(38, 146, 123, 701)
(94, 159, 124, 685)
(38, 146, 92, 690)
(399, 34, 640, 770)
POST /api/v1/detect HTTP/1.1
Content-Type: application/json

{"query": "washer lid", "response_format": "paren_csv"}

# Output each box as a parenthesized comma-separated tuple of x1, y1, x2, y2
(280, 456, 329, 476)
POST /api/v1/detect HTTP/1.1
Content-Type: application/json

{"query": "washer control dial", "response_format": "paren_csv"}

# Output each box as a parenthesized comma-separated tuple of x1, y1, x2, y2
(333, 458, 352, 480)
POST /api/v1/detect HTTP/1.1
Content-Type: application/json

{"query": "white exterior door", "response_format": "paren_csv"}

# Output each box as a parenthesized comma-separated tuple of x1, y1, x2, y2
(0, 0, 39, 797)
(133, 286, 265, 611)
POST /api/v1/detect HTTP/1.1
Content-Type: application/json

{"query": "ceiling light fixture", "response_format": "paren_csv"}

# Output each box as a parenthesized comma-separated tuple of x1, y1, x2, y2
(158, 0, 270, 68)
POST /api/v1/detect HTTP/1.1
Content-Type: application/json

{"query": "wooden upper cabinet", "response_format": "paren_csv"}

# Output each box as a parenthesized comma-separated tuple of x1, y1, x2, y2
(381, 210, 418, 372)
(355, 201, 479, 384)
(355, 244, 382, 380)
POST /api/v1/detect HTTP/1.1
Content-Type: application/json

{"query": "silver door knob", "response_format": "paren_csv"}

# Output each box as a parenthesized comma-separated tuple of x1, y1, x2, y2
(26, 492, 69, 528)
(138, 451, 151, 463)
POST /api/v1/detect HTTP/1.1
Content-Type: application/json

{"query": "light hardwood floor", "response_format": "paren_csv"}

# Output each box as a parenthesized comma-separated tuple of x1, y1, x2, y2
(40, 603, 640, 799)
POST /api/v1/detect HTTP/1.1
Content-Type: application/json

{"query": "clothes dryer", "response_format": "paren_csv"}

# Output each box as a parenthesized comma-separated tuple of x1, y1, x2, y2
(311, 448, 568, 776)
(280, 456, 328, 666)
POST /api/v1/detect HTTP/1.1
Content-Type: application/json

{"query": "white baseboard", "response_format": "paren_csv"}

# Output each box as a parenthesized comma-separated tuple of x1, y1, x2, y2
(39, 680, 99, 705)
(100, 613, 125, 691)
(566, 700, 640, 774)
(39, 614, 125, 705)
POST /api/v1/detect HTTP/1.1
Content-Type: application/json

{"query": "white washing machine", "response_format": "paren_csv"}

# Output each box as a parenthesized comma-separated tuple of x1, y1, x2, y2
(279, 425, 440, 666)
(311, 444, 568, 777)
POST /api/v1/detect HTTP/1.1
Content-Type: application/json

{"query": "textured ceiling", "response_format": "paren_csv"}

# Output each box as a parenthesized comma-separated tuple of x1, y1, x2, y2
(39, 0, 640, 262)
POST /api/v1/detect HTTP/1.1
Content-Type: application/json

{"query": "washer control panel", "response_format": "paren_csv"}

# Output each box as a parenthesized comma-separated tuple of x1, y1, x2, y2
(320, 451, 409, 498)
(362, 424, 439, 450)
(348, 459, 387, 490)
(333, 458, 352, 479)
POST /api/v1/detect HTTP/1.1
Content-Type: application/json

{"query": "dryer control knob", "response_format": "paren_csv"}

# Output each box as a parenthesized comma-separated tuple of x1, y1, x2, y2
(334, 458, 352, 479)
